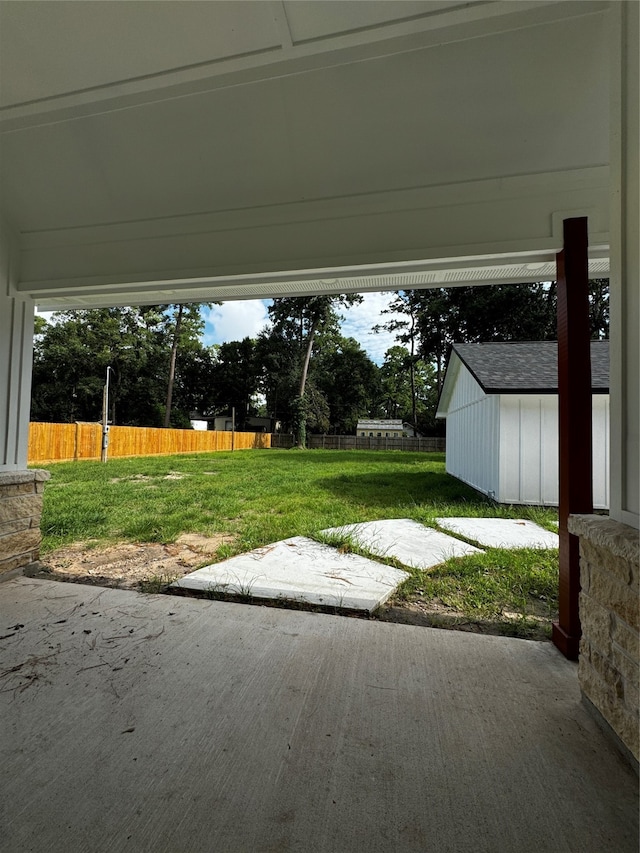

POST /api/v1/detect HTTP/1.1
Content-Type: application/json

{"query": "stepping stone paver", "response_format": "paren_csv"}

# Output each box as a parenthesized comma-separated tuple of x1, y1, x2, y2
(435, 517, 559, 549)
(171, 536, 409, 612)
(320, 518, 483, 570)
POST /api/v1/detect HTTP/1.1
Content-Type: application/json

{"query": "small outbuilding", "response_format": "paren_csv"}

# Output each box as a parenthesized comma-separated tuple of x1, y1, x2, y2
(436, 341, 609, 508)
(356, 419, 423, 438)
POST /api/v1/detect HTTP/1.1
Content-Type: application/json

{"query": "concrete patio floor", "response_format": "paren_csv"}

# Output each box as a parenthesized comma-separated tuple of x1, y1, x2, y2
(1, 577, 637, 853)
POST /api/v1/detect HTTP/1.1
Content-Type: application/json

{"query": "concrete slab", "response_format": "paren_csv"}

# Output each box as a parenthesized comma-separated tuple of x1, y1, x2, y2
(171, 536, 409, 612)
(321, 518, 483, 569)
(436, 517, 560, 549)
(1, 578, 637, 853)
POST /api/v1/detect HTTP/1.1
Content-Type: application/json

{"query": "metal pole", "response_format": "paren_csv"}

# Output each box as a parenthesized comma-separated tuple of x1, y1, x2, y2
(101, 366, 112, 463)
(231, 407, 235, 452)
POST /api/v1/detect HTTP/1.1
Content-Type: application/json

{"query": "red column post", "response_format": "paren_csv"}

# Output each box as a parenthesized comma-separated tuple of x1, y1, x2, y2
(552, 216, 593, 660)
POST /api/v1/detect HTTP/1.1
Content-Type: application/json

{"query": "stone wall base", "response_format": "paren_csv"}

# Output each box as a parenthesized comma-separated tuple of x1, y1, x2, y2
(0, 470, 50, 579)
(581, 693, 639, 775)
(570, 514, 639, 766)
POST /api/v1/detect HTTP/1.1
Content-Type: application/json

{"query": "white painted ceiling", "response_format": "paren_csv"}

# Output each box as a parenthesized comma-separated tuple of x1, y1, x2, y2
(0, 1, 611, 307)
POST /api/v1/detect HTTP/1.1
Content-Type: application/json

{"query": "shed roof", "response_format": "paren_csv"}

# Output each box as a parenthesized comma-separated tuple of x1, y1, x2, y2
(451, 341, 609, 395)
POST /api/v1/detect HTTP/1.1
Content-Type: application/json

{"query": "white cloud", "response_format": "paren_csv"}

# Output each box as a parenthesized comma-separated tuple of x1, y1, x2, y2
(340, 292, 408, 365)
(202, 300, 270, 347)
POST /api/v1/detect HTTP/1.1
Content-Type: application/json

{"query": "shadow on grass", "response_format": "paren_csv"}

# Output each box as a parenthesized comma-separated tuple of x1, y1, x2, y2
(319, 470, 488, 510)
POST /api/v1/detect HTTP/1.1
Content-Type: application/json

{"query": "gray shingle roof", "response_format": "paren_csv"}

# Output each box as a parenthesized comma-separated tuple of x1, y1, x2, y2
(452, 341, 609, 393)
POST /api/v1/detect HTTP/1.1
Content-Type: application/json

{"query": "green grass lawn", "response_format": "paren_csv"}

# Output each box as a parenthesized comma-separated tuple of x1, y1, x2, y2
(36, 449, 559, 636)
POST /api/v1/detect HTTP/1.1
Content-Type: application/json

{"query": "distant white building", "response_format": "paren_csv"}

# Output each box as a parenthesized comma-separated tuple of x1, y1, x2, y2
(356, 419, 422, 438)
(436, 341, 610, 508)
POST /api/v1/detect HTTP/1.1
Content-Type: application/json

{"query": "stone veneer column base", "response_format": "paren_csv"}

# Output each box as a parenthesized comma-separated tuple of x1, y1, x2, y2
(0, 470, 51, 579)
(569, 514, 639, 769)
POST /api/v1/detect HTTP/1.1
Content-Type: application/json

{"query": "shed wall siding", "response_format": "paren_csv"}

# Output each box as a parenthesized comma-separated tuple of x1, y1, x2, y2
(498, 395, 609, 508)
(445, 377, 499, 498)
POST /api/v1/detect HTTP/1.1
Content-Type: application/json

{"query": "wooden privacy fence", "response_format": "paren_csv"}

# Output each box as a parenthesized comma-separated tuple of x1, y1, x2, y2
(271, 433, 445, 452)
(28, 422, 270, 464)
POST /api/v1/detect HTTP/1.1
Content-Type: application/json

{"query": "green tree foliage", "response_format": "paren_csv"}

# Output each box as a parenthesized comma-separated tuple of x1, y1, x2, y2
(376, 280, 609, 428)
(260, 295, 363, 446)
(31, 306, 216, 427)
(209, 338, 263, 429)
(379, 347, 438, 434)
(374, 291, 425, 427)
(313, 336, 381, 434)
(588, 279, 609, 339)
(409, 283, 558, 392)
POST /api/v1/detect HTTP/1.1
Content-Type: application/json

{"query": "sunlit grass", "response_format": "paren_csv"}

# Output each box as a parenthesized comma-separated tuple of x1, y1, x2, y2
(39, 450, 477, 551)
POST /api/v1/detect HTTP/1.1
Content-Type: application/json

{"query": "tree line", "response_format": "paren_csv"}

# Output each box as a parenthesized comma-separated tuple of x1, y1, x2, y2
(31, 281, 608, 443)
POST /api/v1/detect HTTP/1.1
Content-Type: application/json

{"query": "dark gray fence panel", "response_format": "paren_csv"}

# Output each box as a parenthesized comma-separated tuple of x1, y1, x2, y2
(269, 434, 445, 452)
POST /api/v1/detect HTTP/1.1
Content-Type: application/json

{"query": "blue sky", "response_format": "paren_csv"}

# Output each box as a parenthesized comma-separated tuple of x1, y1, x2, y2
(202, 292, 405, 365)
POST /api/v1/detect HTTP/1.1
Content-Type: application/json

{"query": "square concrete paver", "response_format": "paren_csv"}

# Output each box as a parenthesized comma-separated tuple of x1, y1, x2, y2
(436, 517, 560, 549)
(321, 518, 483, 569)
(171, 536, 409, 612)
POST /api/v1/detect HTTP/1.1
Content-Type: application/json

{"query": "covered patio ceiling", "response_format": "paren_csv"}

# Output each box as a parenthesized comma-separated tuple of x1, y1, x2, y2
(0, 1, 610, 308)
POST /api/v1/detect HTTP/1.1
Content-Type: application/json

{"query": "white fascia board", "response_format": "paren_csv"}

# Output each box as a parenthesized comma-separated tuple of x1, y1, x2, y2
(435, 352, 462, 419)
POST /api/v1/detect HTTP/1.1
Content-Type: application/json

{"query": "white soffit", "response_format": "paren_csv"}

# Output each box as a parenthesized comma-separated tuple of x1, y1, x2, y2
(33, 256, 610, 312)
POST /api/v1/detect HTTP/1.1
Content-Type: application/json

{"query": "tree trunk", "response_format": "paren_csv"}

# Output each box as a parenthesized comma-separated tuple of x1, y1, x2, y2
(298, 317, 319, 398)
(164, 304, 183, 428)
(295, 316, 320, 447)
(409, 314, 417, 428)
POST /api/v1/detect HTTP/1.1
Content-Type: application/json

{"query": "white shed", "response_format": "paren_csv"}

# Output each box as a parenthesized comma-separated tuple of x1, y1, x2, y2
(436, 342, 610, 509)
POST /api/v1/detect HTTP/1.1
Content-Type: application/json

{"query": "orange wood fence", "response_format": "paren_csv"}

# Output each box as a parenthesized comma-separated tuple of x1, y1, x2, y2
(28, 422, 270, 464)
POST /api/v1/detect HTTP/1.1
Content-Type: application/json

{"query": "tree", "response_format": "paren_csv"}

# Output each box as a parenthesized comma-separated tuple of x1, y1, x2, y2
(34, 315, 48, 337)
(378, 347, 438, 434)
(375, 280, 610, 429)
(209, 338, 263, 428)
(374, 291, 424, 427)
(143, 303, 214, 428)
(264, 295, 362, 446)
(313, 336, 381, 434)
(408, 283, 558, 393)
(31, 306, 217, 428)
(588, 279, 609, 339)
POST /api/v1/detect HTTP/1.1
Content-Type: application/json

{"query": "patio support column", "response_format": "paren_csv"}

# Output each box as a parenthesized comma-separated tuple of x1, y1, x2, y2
(0, 223, 49, 579)
(609, 0, 640, 530)
(568, 1, 639, 765)
(552, 216, 592, 660)
(0, 225, 33, 473)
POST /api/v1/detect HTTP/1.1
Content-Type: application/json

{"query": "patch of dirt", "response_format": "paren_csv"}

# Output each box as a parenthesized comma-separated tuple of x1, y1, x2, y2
(109, 471, 190, 484)
(31, 533, 236, 591)
(377, 599, 553, 641)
